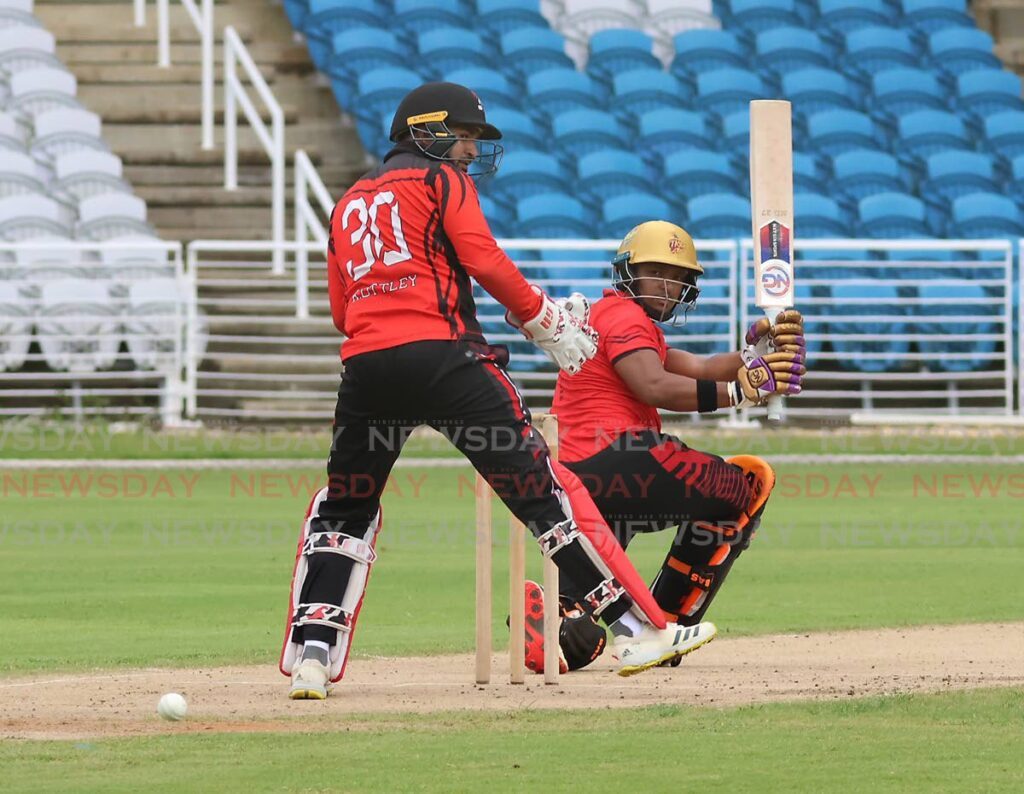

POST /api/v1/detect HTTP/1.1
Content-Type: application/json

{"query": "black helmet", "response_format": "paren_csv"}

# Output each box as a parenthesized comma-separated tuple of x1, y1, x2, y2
(389, 82, 503, 177)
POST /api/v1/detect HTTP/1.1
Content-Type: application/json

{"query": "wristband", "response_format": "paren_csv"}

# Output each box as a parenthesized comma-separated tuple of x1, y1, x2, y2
(697, 379, 718, 413)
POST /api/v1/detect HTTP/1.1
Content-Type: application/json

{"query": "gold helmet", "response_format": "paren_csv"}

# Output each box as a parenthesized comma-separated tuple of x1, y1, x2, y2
(611, 220, 702, 322)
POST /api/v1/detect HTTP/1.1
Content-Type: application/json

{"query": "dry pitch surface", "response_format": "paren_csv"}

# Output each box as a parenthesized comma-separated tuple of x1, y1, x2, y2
(2, 622, 1021, 740)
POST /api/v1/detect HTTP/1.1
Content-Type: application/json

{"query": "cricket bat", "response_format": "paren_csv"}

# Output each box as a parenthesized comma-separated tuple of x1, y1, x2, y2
(749, 100, 795, 423)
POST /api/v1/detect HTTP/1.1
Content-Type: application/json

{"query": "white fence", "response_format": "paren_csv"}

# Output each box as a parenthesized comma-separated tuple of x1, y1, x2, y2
(155, 0, 214, 150)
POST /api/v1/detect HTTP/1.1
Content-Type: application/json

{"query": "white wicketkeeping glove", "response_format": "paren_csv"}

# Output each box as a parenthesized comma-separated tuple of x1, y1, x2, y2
(507, 286, 599, 375)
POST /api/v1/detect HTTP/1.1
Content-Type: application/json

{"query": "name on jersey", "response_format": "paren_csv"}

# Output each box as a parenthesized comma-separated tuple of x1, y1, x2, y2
(350, 274, 418, 303)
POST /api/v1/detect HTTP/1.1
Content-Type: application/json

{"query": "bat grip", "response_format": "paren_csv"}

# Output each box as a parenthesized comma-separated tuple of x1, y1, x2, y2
(764, 308, 784, 424)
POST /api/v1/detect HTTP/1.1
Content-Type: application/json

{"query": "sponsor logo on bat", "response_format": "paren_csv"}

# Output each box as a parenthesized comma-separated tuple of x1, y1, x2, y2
(760, 263, 791, 299)
(758, 220, 791, 265)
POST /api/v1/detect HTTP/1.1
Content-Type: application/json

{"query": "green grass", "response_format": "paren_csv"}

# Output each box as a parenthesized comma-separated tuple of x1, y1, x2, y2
(1, 462, 1021, 674)
(2, 688, 1022, 793)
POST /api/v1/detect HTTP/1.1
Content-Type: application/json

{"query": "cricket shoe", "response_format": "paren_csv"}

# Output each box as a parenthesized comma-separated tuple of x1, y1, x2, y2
(613, 621, 716, 677)
(289, 658, 330, 700)
(523, 580, 568, 675)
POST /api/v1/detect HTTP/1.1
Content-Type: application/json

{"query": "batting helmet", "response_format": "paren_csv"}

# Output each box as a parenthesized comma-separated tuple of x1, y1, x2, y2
(611, 220, 703, 322)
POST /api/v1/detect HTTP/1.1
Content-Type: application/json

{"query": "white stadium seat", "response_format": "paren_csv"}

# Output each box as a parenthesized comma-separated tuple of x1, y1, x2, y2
(29, 107, 106, 163)
(54, 149, 130, 201)
(77, 192, 155, 240)
(8, 67, 81, 130)
(124, 277, 187, 371)
(0, 110, 28, 151)
(560, 0, 638, 39)
(36, 277, 119, 371)
(0, 0, 39, 29)
(0, 149, 47, 197)
(0, 279, 32, 371)
(0, 192, 72, 239)
(0, 25, 61, 76)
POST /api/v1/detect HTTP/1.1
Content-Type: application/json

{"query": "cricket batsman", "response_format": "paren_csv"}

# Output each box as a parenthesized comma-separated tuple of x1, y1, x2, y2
(521, 220, 806, 674)
(280, 85, 719, 698)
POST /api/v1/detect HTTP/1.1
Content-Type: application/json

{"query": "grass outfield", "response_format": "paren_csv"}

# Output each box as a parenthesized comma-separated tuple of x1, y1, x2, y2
(2, 689, 1022, 793)
(1, 462, 1021, 674)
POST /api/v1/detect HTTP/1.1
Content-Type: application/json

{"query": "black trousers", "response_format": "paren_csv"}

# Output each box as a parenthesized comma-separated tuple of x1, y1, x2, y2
(297, 340, 632, 644)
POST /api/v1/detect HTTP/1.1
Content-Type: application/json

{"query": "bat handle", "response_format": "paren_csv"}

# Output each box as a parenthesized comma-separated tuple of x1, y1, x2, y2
(765, 308, 784, 424)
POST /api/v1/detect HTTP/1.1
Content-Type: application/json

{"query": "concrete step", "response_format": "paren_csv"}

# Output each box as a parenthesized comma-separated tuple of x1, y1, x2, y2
(57, 40, 310, 71)
(202, 356, 341, 375)
(70, 62, 276, 85)
(124, 163, 356, 188)
(103, 124, 322, 164)
(77, 84, 301, 125)
(35, 3, 258, 43)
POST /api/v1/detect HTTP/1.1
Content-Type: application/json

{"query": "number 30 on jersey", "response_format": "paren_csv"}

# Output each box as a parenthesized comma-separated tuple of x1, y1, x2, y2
(341, 192, 412, 281)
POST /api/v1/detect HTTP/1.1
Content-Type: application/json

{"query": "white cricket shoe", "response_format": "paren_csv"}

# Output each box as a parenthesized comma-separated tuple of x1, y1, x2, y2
(289, 658, 330, 700)
(613, 621, 717, 677)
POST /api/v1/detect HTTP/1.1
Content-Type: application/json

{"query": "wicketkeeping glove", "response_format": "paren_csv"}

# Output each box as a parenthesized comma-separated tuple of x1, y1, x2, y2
(507, 286, 599, 375)
(729, 351, 806, 409)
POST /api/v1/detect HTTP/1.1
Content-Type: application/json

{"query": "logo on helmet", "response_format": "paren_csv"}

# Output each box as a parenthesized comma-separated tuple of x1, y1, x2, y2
(668, 235, 686, 254)
(471, 90, 484, 113)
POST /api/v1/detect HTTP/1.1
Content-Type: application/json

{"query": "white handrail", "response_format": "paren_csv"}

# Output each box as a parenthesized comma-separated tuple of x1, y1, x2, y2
(224, 25, 286, 274)
(134, 0, 145, 27)
(155, 0, 214, 151)
(294, 149, 334, 319)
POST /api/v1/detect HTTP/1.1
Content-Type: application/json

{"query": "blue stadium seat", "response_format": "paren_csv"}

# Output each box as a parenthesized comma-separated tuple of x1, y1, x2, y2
(728, 0, 802, 37)
(416, 29, 490, 75)
(842, 27, 919, 81)
(720, 110, 750, 153)
(782, 68, 860, 116)
(587, 29, 661, 83)
(670, 29, 746, 80)
(637, 109, 715, 163)
(894, 109, 971, 162)
(793, 152, 827, 193)
(356, 67, 422, 128)
(394, 0, 464, 36)
(550, 109, 629, 157)
(478, 194, 513, 237)
(538, 249, 610, 295)
(303, 0, 387, 70)
(328, 27, 402, 81)
(831, 149, 906, 203)
(476, 0, 548, 37)
(871, 68, 946, 117)
(857, 192, 930, 237)
(805, 109, 881, 156)
(500, 28, 574, 79)
(982, 111, 1024, 161)
(818, 0, 892, 39)
(516, 192, 592, 237)
(828, 282, 909, 373)
(485, 107, 543, 151)
(686, 193, 751, 239)
(900, 0, 974, 35)
(956, 70, 1024, 118)
(926, 28, 1001, 79)
(601, 193, 672, 238)
(443, 67, 519, 109)
(577, 150, 653, 200)
(1007, 155, 1024, 203)
(490, 150, 569, 201)
(526, 69, 604, 116)
(797, 246, 878, 282)
(611, 70, 688, 119)
(920, 151, 1000, 209)
(662, 151, 738, 201)
(755, 27, 832, 76)
(951, 192, 1024, 238)
(695, 68, 769, 117)
(284, 0, 310, 30)
(914, 281, 998, 372)
(795, 192, 851, 237)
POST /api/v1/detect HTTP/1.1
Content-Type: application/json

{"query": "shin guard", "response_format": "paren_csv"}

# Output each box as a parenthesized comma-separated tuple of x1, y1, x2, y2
(652, 455, 775, 625)
(278, 487, 381, 682)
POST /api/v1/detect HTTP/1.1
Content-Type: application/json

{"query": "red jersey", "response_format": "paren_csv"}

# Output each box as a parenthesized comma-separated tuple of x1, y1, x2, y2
(552, 290, 666, 462)
(327, 145, 541, 360)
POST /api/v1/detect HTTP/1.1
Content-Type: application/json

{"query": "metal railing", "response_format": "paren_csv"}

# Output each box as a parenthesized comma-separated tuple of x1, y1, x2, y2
(294, 149, 334, 319)
(223, 25, 285, 274)
(154, 0, 215, 150)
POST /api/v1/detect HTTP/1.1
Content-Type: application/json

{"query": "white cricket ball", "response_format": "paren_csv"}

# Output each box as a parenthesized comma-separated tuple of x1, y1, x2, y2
(157, 692, 188, 721)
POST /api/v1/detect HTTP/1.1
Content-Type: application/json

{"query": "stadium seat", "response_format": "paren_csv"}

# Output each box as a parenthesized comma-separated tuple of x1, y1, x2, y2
(920, 151, 1000, 212)
(124, 277, 188, 372)
(894, 109, 971, 162)
(302, 0, 387, 70)
(576, 150, 653, 199)
(443, 67, 520, 109)
(754, 27, 832, 77)
(550, 109, 629, 157)
(525, 68, 603, 116)
(477, 194, 513, 237)
(0, 149, 45, 197)
(686, 193, 751, 239)
(8, 67, 80, 131)
(925, 28, 1000, 80)
(899, 0, 974, 35)
(76, 193, 153, 240)
(0, 0, 39, 28)
(720, 109, 750, 154)
(601, 193, 672, 238)
(500, 27, 574, 79)
(795, 192, 851, 237)
(415, 28, 490, 77)
(559, 0, 637, 40)
(728, 0, 802, 37)
(0, 111, 26, 152)
(0, 193, 72, 241)
(637, 109, 714, 163)
(490, 150, 569, 200)
(793, 151, 827, 193)
(537, 248, 610, 294)
(781, 68, 860, 117)
(982, 110, 1024, 161)
(695, 68, 768, 117)
(328, 27, 403, 82)
(1007, 155, 1024, 203)
(805, 109, 880, 156)
(475, 0, 549, 38)
(831, 149, 906, 203)
(355, 67, 421, 130)
(0, 24, 61, 76)
(29, 107, 106, 164)
(516, 192, 592, 237)
(487, 107, 544, 151)
(914, 281, 998, 372)
(818, 0, 892, 39)
(36, 278, 119, 372)
(841, 27, 920, 82)
(643, 0, 718, 38)
(394, 0, 465, 38)
(610, 69, 688, 119)
(662, 150, 738, 201)
(0, 279, 31, 371)
(857, 192, 930, 237)
(950, 192, 1024, 238)
(956, 69, 1024, 119)
(871, 68, 947, 118)
(670, 29, 746, 80)
(586, 29, 660, 83)
(97, 233, 172, 276)
(828, 282, 909, 373)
